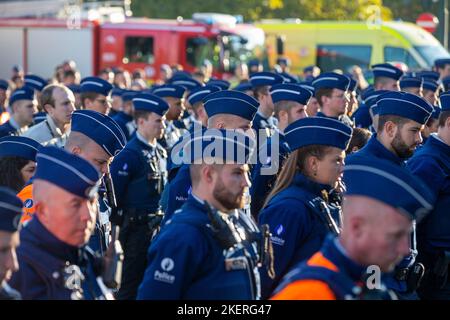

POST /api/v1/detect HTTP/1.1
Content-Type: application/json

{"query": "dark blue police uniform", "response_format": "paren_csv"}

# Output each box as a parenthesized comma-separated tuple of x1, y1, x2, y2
(8, 146, 109, 300)
(258, 116, 352, 299)
(407, 93, 450, 299)
(110, 93, 168, 300)
(137, 129, 260, 300)
(348, 91, 433, 297)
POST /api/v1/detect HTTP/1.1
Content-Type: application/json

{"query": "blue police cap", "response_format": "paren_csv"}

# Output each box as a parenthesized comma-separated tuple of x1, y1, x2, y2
(250, 72, 284, 88)
(364, 90, 390, 108)
(70, 110, 126, 157)
(34, 146, 101, 199)
(0, 79, 8, 91)
(371, 63, 403, 80)
(233, 82, 253, 92)
(279, 72, 298, 84)
(347, 78, 358, 92)
(431, 105, 441, 120)
(439, 92, 450, 111)
(303, 65, 315, 73)
(111, 87, 125, 97)
(344, 157, 434, 221)
(312, 72, 350, 91)
(435, 58, 450, 69)
(285, 117, 353, 151)
(422, 78, 440, 92)
(248, 59, 261, 68)
(442, 76, 450, 91)
(151, 84, 186, 99)
(0, 187, 23, 232)
(0, 136, 41, 161)
(419, 71, 440, 81)
(203, 90, 259, 121)
(80, 76, 113, 97)
(400, 76, 422, 90)
(206, 80, 230, 90)
(24, 75, 47, 92)
(168, 77, 202, 91)
(187, 85, 221, 106)
(182, 128, 255, 164)
(132, 93, 169, 116)
(270, 83, 312, 105)
(276, 57, 290, 66)
(170, 71, 192, 80)
(375, 91, 433, 124)
(297, 81, 315, 95)
(9, 86, 35, 106)
(121, 90, 139, 102)
(67, 84, 81, 94)
(361, 86, 374, 101)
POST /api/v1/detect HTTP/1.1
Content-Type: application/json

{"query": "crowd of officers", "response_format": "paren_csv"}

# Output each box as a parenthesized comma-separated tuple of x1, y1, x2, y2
(0, 55, 449, 300)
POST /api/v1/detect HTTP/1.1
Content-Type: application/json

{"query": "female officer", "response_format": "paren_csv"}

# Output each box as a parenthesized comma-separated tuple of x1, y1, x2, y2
(258, 116, 352, 299)
(0, 136, 41, 192)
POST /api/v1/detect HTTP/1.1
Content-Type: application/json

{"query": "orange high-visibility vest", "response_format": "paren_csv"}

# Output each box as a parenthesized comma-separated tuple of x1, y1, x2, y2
(270, 252, 338, 300)
(17, 183, 35, 225)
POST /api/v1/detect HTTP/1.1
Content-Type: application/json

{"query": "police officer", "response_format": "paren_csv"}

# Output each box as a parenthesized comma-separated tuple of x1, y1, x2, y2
(163, 90, 258, 222)
(24, 74, 48, 125)
(0, 87, 36, 138)
(0, 79, 10, 123)
(250, 83, 312, 218)
(80, 76, 114, 115)
(151, 84, 187, 150)
(233, 82, 254, 98)
(312, 72, 351, 124)
(0, 136, 40, 195)
(271, 157, 434, 300)
(352, 89, 389, 131)
(434, 58, 450, 81)
(421, 77, 440, 106)
(109, 87, 125, 118)
(137, 129, 260, 299)
(400, 76, 423, 97)
(110, 93, 169, 300)
(258, 117, 352, 299)
(8, 146, 114, 300)
(372, 63, 403, 91)
(250, 72, 284, 142)
(422, 105, 441, 146)
(163, 85, 221, 183)
(22, 84, 75, 147)
(17, 110, 126, 244)
(112, 90, 138, 141)
(407, 93, 450, 299)
(348, 91, 433, 298)
(0, 187, 22, 300)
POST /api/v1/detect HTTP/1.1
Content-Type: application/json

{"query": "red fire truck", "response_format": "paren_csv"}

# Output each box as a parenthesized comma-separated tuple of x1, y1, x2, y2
(0, 3, 265, 80)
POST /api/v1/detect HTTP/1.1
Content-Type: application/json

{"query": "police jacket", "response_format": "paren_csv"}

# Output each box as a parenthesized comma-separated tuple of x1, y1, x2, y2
(258, 172, 341, 299)
(110, 133, 167, 215)
(0, 118, 25, 138)
(8, 218, 101, 300)
(407, 134, 450, 259)
(137, 194, 259, 300)
(250, 131, 290, 219)
(112, 111, 135, 141)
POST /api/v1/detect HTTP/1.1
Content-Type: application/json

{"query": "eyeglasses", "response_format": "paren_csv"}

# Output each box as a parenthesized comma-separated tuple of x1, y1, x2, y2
(95, 98, 113, 105)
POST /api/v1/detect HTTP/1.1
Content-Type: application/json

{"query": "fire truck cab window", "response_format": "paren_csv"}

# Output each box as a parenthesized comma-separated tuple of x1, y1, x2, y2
(125, 36, 154, 64)
(186, 37, 218, 69)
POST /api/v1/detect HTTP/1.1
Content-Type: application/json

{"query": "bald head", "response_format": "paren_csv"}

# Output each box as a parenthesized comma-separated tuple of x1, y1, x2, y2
(340, 195, 412, 273)
(65, 131, 111, 175)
